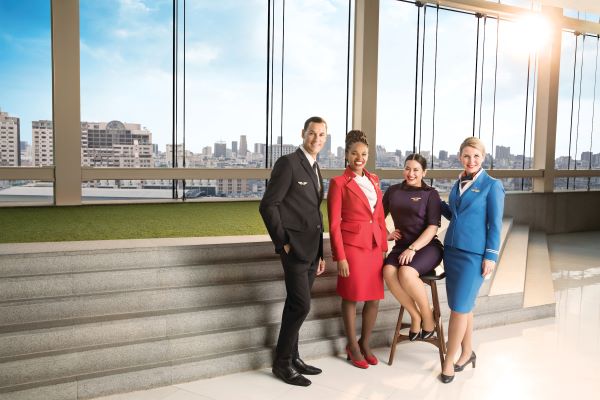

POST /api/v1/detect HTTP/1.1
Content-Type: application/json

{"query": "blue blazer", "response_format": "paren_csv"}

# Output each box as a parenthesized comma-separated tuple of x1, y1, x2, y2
(441, 170, 505, 262)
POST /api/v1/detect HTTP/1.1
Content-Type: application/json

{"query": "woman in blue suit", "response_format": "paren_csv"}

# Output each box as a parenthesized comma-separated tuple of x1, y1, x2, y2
(439, 137, 504, 383)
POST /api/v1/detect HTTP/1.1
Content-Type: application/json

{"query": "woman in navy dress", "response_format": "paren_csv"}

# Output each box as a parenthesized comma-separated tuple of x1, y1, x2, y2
(439, 137, 504, 383)
(382, 154, 443, 341)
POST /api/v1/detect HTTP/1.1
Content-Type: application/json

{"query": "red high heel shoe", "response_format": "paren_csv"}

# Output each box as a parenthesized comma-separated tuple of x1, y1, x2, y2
(358, 339, 378, 365)
(346, 345, 369, 369)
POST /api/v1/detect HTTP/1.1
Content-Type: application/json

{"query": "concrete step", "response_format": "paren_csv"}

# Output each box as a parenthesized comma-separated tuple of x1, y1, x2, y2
(0, 259, 289, 302)
(0, 275, 339, 329)
(488, 224, 530, 297)
(0, 298, 555, 400)
(0, 239, 279, 278)
(524, 232, 556, 308)
(0, 307, 399, 393)
(0, 277, 521, 362)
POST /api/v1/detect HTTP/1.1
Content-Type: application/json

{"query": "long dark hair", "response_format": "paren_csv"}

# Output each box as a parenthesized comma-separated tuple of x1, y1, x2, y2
(404, 153, 427, 170)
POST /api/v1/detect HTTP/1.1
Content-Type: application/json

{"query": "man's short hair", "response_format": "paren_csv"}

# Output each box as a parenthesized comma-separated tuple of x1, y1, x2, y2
(303, 116, 327, 132)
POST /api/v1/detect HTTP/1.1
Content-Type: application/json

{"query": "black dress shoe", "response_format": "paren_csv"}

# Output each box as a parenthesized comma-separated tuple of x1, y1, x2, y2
(454, 351, 476, 372)
(272, 365, 311, 386)
(292, 358, 322, 375)
(408, 330, 421, 341)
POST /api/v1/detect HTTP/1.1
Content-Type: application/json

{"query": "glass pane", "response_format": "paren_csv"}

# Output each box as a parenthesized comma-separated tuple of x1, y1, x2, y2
(81, 180, 172, 202)
(276, 1, 352, 169)
(0, 1, 52, 167)
(80, 0, 173, 169)
(0, 180, 53, 204)
(378, 2, 536, 182)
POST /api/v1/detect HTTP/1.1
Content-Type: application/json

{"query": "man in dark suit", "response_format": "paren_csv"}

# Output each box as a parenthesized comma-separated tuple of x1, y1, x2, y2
(259, 116, 327, 386)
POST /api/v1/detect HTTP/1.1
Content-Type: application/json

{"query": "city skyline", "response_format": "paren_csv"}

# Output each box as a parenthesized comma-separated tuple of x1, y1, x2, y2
(1, 1, 599, 162)
(4, 109, 600, 170)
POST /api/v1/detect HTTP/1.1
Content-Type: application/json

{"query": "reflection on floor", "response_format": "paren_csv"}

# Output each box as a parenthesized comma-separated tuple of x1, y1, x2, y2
(94, 232, 600, 400)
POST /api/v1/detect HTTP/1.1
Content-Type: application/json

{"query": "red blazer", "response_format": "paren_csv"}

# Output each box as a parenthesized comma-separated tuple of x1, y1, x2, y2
(327, 167, 388, 261)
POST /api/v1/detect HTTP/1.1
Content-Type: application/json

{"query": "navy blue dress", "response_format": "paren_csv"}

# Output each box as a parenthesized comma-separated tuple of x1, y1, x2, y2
(382, 182, 443, 275)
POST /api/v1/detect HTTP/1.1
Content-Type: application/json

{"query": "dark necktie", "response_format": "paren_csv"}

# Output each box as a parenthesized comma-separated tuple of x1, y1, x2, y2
(313, 162, 321, 190)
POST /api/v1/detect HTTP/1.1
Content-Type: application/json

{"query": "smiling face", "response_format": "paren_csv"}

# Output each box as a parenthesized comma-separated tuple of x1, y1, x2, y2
(346, 142, 369, 176)
(403, 159, 426, 187)
(301, 122, 327, 158)
(460, 145, 484, 175)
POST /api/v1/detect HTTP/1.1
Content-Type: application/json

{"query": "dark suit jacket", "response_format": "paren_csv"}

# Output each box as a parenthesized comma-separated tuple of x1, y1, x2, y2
(259, 148, 324, 262)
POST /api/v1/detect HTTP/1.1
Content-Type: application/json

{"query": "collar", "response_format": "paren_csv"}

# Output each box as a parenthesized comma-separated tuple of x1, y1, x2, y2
(299, 145, 317, 167)
(458, 168, 484, 183)
(343, 166, 375, 183)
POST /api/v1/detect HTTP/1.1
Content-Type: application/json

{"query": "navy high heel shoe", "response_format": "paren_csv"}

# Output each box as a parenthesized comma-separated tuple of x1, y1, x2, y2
(454, 351, 476, 372)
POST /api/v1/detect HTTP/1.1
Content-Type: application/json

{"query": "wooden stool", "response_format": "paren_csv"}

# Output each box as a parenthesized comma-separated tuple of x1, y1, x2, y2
(388, 268, 447, 369)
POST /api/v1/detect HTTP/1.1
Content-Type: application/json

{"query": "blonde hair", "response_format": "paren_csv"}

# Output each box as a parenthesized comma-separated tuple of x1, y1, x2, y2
(459, 137, 485, 155)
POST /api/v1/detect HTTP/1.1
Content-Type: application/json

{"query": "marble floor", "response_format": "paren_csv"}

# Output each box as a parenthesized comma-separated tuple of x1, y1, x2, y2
(95, 232, 600, 400)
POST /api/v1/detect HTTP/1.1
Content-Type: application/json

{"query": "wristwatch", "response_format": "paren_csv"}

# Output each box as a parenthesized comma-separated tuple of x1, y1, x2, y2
(408, 245, 417, 252)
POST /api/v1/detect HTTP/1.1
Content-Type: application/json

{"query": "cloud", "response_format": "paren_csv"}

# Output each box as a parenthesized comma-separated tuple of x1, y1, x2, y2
(185, 42, 220, 65)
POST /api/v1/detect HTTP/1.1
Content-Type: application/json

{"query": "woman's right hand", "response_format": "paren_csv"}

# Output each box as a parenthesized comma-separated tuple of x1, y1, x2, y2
(387, 229, 402, 241)
(337, 260, 350, 277)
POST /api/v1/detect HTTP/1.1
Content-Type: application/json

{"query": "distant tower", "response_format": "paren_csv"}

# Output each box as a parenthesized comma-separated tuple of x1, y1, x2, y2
(239, 135, 248, 156)
(232, 141, 238, 155)
(214, 141, 226, 158)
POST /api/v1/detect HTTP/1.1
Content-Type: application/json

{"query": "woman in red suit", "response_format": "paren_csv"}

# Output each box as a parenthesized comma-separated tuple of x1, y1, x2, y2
(327, 130, 388, 369)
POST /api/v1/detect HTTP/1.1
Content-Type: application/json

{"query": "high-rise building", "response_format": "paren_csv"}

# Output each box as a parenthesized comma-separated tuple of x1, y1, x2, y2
(337, 146, 345, 159)
(268, 143, 296, 161)
(254, 143, 265, 155)
(438, 150, 448, 161)
(232, 141, 238, 155)
(239, 135, 248, 156)
(323, 133, 332, 157)
(496, 145, 511, 160)
(214, 142, 227, 158)
(32, 120, 153, 168)
(0, 109, 20, 166)
(20, 141, 32, 166)
(202, 146, 212, 156)
(82, 120, 153, 167)
(32, 120, 53, 166)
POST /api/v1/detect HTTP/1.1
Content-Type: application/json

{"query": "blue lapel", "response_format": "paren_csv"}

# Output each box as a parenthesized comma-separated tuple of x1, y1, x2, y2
(456, 170, 490, 212)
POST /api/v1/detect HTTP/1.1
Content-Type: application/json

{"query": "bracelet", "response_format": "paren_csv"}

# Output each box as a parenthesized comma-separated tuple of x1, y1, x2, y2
(408, 245, 417, 252)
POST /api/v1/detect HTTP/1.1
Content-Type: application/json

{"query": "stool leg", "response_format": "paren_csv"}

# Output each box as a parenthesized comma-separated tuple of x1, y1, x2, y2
(388, 306, 405, 365)
(430, 281, 446, 369)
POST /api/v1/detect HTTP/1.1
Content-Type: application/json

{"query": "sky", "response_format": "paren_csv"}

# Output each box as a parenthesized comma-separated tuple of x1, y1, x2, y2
(1, 0, 599, 161)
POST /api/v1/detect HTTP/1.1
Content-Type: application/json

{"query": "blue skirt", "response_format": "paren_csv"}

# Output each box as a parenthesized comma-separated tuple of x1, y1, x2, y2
(443, 246, 484, 313)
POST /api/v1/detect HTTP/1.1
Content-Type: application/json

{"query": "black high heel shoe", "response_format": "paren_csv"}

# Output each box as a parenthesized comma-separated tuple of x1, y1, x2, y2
(440, 372, 455, 384)
(454, 351, 476, 372)
(420, 324, 435, 340)
(408, 330, 421, 341)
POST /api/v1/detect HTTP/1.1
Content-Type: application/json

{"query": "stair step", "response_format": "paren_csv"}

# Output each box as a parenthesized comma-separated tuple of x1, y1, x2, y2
(0, 276, 340, 328)
(0, 259, 289, 302)
(489, 224, 529, 296)
(0, 239, 278, 278)
(523, 232, 556, 307)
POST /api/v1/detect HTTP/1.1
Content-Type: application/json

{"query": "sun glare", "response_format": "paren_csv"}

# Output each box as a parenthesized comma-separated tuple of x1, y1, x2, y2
(509, 13, 552, 55)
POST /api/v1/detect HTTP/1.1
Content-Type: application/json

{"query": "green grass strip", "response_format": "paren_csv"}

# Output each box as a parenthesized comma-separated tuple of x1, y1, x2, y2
(0, 201, 330, 243)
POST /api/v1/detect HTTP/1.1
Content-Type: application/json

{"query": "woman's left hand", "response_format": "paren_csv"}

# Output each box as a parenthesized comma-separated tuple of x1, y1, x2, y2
(398, 249, 415, 266)
(482, 259, 496, 277)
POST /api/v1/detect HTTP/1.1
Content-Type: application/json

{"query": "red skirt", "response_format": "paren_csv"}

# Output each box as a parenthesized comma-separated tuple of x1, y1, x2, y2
(336, 243, 384, 301)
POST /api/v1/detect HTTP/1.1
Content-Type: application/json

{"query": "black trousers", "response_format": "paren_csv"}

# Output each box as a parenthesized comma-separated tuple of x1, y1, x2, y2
(273, 251, 318, 367)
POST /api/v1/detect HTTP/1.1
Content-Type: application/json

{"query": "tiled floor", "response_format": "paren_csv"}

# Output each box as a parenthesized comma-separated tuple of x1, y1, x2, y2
(95, 232, 600, 400)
